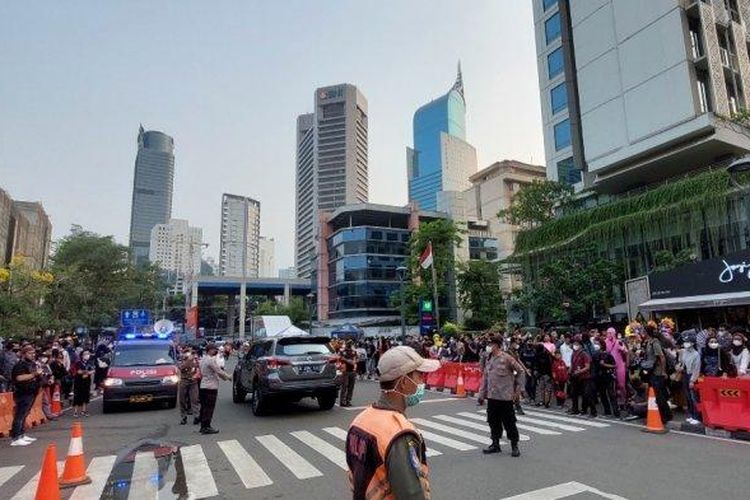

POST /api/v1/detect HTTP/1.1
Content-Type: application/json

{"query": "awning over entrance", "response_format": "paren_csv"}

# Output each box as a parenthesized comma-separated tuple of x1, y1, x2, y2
(639, 291, 750, 313)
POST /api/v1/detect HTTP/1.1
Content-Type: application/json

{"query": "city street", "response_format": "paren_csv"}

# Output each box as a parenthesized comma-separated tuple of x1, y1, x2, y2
(1, 369, 747, 500)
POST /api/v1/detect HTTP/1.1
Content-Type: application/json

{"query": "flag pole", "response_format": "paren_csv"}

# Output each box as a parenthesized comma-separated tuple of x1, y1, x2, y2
(430, 242, 440, 335)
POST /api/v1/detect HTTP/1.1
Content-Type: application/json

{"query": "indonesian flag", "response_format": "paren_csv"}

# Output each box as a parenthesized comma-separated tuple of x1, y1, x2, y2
(419, 242, 434, 269)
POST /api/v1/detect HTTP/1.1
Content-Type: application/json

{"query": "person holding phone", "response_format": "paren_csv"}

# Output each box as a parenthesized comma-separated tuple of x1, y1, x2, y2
(10, 345, 43, 446)
(71, 348, 95, 417)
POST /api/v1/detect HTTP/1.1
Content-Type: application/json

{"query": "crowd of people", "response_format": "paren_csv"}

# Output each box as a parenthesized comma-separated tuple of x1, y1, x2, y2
(1, 335, 114, 446)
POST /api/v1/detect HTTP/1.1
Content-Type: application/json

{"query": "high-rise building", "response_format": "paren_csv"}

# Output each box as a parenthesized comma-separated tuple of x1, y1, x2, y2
(4, 200, 52, 270)
(219, 194, 260, 277)
(407, 65, 478, 211)
(128, 125, 175, 264)
(149, 218, 203, 293)
(258, 236, 276, 278)
(278, 266, 297, 280)
(533, 0, 750, 192)
(295, 84, 369, 278)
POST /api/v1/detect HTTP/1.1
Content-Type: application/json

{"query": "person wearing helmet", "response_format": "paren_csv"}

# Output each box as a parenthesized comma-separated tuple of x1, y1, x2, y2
(345, 346, 440, 500)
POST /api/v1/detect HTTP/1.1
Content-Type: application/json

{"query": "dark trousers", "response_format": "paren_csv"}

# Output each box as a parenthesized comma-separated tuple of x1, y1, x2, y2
(199, 388, 218, 429)
(649, 374, 673, 423)
(340, 372, 355, 405)
(11, 392, 36, 440)
(569, 378, 592, 415)
(596, 377, 619, 416)
(524, 373, 536, 401)
(179, 380, 200, 418)
(486, 399, 520, 445)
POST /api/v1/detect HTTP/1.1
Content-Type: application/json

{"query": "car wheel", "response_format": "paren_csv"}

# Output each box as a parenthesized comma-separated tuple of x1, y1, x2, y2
(233, 378, 247, 403)
(317, 390, 337, 411)
(251, 386, 268, 416)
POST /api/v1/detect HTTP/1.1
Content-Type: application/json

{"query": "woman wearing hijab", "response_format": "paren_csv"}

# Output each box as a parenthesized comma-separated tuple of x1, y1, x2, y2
(701, 333, 735, 378)
(729, 332, 749, 376)
(71, 349, 95, 417)
(605, 327, 628, 413)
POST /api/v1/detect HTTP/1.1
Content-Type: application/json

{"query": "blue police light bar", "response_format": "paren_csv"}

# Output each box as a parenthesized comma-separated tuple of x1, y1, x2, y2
(124, 333, 136, 340)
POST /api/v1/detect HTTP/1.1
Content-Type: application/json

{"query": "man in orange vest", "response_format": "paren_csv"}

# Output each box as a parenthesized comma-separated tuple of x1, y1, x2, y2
(346, 345, 440, 500)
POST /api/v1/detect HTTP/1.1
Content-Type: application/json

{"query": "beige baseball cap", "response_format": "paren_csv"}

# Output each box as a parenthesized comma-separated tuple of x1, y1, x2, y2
(377, 346, 440, 382)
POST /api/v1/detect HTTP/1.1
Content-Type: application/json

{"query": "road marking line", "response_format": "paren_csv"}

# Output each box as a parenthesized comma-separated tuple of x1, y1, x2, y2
(517, 416, 585, 432)
(181, 444, 219, 499)
(341, 397, 460, 411)
(515, 423, 561, 436)
(11, 461, 64, 500)
(415, 430, 476, 451)
(412, 418, 491, 445)
(128, 452, 158, 500)
(69, 455, 117, 500)
(456, 412, 531, 441)
(256, 435, 322, 479)
(322, 426, 443, 457)
(218, 440, 273, 489)
(521, 410, 610, 428)
(0, 466, 24, 490)
(290, 431, 348, 470)
(431, 415, 507, 444)
(500, 480, 628, 500)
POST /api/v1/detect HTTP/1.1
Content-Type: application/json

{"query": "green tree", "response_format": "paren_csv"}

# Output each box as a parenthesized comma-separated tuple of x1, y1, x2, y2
(45, 227, 165, 329)
(456, 260, 505, 330)
(392, 219, 462, 324)
(0, 256, 54, 338)
(515, 246, 622, 324)
(498, 180, 573, 229)
(253, 297, 309, 326)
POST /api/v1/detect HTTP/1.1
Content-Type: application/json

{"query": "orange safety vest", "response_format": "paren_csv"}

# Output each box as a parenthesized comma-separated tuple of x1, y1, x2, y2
(346, 406, 431, 500)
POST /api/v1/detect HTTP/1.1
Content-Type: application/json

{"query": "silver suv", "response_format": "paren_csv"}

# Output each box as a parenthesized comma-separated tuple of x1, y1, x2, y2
(232, 336, 341, 416)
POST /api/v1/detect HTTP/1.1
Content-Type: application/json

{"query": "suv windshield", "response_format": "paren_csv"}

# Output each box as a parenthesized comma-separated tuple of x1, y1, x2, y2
(275, 343, 332, 356)
(113, 344, 175, 367)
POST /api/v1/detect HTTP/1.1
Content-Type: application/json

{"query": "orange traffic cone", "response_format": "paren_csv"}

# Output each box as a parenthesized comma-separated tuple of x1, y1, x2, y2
(642, 386, 668, 434)
(35, 443, 61, 500)
(50, 384, 62, 415)
(59, 422, 91, 488)
(455, 368, 467, 398)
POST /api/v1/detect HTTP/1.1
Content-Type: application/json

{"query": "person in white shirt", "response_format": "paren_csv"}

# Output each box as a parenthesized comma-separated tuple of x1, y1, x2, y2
(559, 334, 573, 369)
(730, 333, 750, 376)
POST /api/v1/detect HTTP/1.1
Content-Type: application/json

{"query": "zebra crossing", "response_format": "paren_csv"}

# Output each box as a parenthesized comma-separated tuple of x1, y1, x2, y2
(0, 409, 609, 499)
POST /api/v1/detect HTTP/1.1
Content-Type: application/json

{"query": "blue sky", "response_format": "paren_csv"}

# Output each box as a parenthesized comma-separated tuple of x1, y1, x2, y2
(0, 1, 543, 269)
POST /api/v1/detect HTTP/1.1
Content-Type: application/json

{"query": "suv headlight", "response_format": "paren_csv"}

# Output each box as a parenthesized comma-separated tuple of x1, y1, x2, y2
(161, 375, 180, 385)
(103, 377, 123, 387)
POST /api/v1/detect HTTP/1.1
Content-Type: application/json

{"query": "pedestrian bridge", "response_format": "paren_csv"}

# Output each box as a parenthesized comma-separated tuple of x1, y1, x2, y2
(192, 276, 312, 298)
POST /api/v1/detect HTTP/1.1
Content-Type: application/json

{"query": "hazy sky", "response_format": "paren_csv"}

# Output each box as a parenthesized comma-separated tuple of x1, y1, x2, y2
(0, 1, 544, 269)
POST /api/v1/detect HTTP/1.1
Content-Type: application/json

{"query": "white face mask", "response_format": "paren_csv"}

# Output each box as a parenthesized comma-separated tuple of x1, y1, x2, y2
(683, 342, 693, 349)
(733, 340, 744, 347)
(485, 346, 493, 354)
(593, 344, 601, 352)
(708, 342, 719, 350)
(82, 354, 90, 361)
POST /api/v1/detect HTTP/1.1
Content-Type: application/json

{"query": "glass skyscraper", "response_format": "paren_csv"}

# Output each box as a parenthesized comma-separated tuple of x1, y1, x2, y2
(407, 65, 470, 211)
(129, 125, 175, 265)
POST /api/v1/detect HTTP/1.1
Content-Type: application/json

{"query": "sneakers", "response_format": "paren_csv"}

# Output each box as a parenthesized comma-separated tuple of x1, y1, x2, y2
(686, 417, 701, 425)
(11, 438, 31, 447)
(200, 427, 219, 435)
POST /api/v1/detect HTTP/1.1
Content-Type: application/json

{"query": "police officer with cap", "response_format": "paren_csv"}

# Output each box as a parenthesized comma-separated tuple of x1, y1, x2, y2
(478, 336, 525, 457)
(346, 345, 440, 500)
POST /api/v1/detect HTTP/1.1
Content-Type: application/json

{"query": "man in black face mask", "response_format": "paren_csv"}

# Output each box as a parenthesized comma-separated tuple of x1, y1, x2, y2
(10, 345, 42, 446)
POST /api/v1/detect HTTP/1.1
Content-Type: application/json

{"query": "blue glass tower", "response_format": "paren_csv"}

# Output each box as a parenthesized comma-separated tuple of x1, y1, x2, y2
(408, 65, 466, 211)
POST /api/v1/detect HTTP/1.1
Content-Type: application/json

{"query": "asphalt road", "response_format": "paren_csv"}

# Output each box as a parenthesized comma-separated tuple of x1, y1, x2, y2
(1, 371, 748, 500)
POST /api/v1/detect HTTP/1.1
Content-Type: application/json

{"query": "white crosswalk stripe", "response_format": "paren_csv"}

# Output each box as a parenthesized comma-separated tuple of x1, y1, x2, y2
(0, 466, 24, 490)
(181, 444, 219, 499)
(323, 426, 443, 457)
(521, 409, 611, 428)
(412, 418, 492, 445)
(416, 430, 477, 451)
(11, 461, 64, 500)
(290, 430, 349, 470)
(256, 434, 323, 479)
(69, 455, 117, 500)
(517, 416, 585, 432)
(218, 440, 273, 490)
(128, 452, 158, 500)
(431, 415, 509, 444)
(456, 412, 532, 440)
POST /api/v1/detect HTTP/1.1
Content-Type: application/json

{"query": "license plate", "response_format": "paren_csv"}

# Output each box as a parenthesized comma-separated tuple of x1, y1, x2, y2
(129, 395, 153, 403)
(298, 365, 319, 374)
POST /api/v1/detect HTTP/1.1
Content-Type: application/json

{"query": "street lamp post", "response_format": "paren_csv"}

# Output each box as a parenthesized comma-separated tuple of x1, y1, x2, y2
(728, 156, 750, 248)
(396, 266, 408, 345)
(307, 292, 315, 335)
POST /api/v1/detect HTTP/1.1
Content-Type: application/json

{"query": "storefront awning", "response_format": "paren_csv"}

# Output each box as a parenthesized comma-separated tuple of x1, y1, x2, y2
(639, 291, 750, 313)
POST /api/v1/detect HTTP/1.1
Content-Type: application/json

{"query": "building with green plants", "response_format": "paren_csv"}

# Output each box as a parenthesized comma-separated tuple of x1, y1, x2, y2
(509, 168, 750, 324)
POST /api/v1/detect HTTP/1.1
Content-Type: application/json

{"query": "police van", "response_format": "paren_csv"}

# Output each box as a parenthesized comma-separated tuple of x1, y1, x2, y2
(102, 332, 179, 413)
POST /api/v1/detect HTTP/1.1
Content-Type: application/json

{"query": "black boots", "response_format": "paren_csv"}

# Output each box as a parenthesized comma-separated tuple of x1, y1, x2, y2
(511, 443, 521, 457)
(483, 441, 501, 454)
(200, 427, 219, 435)
(180, 416, 187, 425)
(193, 417, 200, 425)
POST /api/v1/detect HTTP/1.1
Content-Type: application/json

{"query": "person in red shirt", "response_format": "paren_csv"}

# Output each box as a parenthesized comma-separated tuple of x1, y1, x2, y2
(567, 336, 592, 416)
(551, 350, 568, 408)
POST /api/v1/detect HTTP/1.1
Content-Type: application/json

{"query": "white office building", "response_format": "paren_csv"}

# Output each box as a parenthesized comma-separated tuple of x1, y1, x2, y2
(149, 218, 203, 293)
(219, 194, 260, 277)
(533, 0, 750, 192)
(258, 236, 276, 278)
